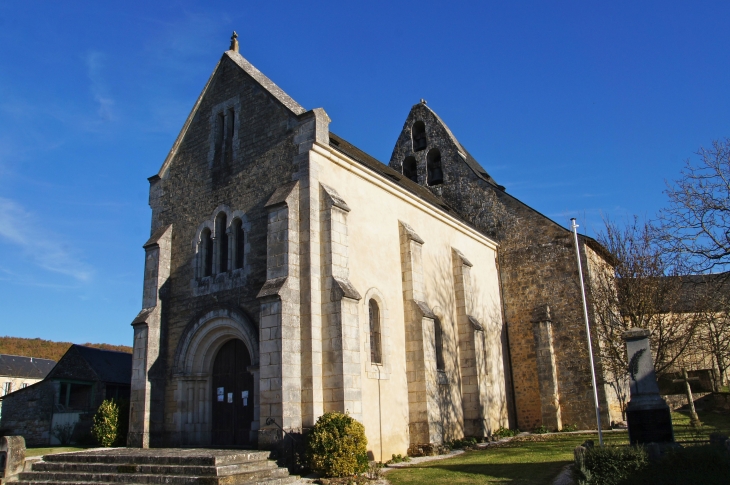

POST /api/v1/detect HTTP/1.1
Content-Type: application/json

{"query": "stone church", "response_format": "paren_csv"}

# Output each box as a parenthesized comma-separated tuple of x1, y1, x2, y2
(128, 34, 622, 457)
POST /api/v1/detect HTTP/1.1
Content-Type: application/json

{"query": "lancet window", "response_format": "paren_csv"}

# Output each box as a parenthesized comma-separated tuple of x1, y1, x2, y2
(434, 316, 445, 371)
(201, 228, 213, 277)
(231, 218, 245, 270)
(369, 299, 382, 365)
(214, 213, 228, 273)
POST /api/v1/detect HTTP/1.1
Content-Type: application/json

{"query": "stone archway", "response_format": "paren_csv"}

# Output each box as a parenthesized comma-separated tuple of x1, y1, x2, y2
(172, 308, 259, 446)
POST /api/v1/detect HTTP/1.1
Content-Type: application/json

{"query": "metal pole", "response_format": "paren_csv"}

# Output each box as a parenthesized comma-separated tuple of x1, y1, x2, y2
(571, 218, 604, 446)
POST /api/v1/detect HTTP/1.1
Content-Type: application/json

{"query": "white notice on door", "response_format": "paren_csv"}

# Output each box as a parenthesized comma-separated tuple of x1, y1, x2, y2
(217, 387, 224, 402)
(242, 390, 249, 406)
(227, 392, 233, 403)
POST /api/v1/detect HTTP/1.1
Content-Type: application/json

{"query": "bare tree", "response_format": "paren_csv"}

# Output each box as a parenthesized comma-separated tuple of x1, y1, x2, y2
(592, 217, 698, 418)
(689, 275, 730, 387)
(658, 139, 730, 273)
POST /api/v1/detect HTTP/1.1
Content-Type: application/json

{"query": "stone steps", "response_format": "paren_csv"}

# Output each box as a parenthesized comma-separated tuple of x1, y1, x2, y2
(31, 460, 277, 476)
(11, 478, 297, 485)
(12, 448, 297, 485)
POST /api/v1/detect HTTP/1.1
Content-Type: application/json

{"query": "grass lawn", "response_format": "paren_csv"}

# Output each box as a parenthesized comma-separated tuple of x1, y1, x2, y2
(386, 410, 730, 485)
(386, 432, 626, 485)
(26, 447, 88, 457)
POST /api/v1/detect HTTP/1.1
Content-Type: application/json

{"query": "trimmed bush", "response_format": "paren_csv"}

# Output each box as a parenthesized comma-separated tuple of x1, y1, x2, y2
(493, 426, 519, 439)
(574, 445, 648, 485)
(621, 445, 730, 485)
(306, 412, 368, 477)
(91, 399, 129, 447)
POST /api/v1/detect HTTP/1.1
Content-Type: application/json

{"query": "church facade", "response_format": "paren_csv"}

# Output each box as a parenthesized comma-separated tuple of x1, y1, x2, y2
(128, 36, 621, 456)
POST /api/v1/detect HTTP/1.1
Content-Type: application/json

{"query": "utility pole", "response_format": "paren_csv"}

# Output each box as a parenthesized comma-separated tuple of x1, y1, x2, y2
(571, 218, 604, 446)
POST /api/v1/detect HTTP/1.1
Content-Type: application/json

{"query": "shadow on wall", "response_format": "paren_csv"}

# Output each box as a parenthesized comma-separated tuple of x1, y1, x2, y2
(425, 245, 509, 440)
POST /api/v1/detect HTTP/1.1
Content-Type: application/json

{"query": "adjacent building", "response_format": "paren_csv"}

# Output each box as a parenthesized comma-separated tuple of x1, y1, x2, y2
(0, 354, 55, 397)
(0, 345, 131, 446)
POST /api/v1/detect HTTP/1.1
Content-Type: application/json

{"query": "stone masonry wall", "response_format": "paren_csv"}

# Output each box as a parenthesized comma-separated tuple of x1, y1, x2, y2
(145, 52, 305, 445)
(389, 103, 614, 431)
(0, 380, 55, 446)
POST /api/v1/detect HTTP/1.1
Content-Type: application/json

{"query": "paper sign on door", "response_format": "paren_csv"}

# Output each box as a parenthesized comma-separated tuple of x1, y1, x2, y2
(242, 390, 249, 406)
(217, 387, 224, 402)
(227, 392, 233, 403)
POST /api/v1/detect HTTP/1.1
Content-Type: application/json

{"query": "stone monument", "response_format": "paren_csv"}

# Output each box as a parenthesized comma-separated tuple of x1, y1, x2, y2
(0, 435, 26, 484)
(622, 328, 674, 444)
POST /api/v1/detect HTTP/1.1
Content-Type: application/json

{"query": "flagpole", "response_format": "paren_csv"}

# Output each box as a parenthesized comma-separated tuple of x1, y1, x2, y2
(571, 218, 604, 446)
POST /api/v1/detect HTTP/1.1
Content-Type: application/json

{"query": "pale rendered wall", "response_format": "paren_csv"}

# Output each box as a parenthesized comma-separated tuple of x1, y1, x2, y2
(310, 143, 508, 458)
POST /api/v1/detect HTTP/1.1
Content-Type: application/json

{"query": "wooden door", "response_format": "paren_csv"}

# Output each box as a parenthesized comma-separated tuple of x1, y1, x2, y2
(211, 339, 254, 446)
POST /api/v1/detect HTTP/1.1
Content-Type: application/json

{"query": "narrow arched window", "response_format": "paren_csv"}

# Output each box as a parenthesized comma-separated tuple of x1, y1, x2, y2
(369, 299, 382, 364)
(224, 108, 235, 167)
(412, 121, 427, 151)
(434, 317, 445, 371)
(427, 148, 443, 185)
(232, 218, 245, 270)
(215, 213, 228, 273)
(213, 112, 225, 167)
(403, 156, 418, 183)
(201, 228, 213, 277)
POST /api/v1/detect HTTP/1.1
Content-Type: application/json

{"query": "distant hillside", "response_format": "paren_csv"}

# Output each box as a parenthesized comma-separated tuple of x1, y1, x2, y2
(0, 336, 132, 362)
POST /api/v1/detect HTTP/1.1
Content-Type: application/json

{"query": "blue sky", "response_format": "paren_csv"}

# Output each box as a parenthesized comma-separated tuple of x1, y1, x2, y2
(1, 1, 729, 346)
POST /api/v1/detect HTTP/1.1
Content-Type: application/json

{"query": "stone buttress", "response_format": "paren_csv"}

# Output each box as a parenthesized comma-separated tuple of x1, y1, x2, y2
(398, 221, 441, 445)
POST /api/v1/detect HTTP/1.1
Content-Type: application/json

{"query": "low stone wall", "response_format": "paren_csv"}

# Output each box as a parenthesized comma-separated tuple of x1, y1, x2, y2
(662, 392, 711, 411)
(0, 380, 55, 446)
(699, 392, 730, 412)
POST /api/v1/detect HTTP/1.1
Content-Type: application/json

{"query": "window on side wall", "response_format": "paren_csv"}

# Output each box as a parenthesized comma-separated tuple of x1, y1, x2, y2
(434, 317, 445, 371)
(369, 299, 382, 364)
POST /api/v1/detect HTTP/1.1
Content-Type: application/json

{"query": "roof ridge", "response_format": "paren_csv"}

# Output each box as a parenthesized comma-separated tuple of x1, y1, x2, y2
(0, 353, 56, 361)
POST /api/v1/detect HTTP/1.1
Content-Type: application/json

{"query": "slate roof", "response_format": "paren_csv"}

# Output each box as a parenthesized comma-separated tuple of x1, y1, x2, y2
(0, 354, 56, 379)
(669, 272, 730, 313)
(71, 345, 132, 385)
(328, 133, 468, 225)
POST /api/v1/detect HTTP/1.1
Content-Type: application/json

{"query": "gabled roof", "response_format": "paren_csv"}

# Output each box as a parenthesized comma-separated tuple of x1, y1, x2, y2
(72, 345, 132, 385)
(157, 50, 306, 179)
(47, 345, 132, 386)
(419, 103, 499, 187)
(0, 354, 55, 379)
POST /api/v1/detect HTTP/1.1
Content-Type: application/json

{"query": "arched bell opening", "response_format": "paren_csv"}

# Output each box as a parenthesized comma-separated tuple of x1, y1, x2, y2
(412, 121, 427, 151)
(403, 156, 418, 183)
(427, 148, 444, 186)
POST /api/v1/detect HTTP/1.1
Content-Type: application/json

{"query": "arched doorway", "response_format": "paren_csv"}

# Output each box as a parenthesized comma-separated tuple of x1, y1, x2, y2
(211, 339, 254, 446)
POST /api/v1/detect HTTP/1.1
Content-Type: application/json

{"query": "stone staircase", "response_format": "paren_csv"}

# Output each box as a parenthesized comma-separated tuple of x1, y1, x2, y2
(11, 448, 297, 485)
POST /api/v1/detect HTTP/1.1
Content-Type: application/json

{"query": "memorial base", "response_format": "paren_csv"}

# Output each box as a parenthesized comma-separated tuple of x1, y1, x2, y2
(626, 397, 674, 445)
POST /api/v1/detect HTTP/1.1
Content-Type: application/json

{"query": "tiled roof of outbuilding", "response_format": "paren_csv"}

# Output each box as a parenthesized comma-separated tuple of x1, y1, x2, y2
(0, 354, 56, 379)
(72, 345, 132, 385)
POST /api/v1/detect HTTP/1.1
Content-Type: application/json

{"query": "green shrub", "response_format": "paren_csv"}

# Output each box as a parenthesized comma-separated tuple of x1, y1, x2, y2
(386, 453, 411, 464)
(492, 426, 519, 439)
(621, 445, 730, 485)
(574, 445, 648, 485)
(445, 437, 478, 450)
(534, 425, 550, 434)
(560, 423, 578, 432)
(306, 412, 368, 477)
(91, 399, 129, 447)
